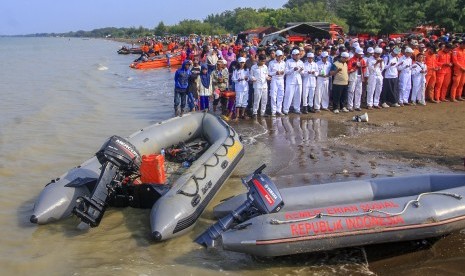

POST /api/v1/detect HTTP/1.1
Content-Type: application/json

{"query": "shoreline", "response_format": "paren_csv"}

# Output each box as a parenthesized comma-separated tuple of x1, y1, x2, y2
(317, 101, 465, 171)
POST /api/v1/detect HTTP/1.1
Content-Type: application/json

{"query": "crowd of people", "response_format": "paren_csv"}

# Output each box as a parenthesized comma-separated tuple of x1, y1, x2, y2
(168, 33, 465, 121)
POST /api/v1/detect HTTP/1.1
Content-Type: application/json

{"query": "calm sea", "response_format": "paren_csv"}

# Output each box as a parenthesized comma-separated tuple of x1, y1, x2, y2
(1, 37, 463, 276)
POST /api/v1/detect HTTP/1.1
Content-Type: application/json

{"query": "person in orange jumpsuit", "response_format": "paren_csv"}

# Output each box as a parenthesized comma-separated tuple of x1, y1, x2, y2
(425, 45, 439, 102)
(450, 41, 465, 101)
(154, 43, 161, 55)
(168, 40, 175, 52)
(141, 43, 149, 54)
(434, 44, 453, 102)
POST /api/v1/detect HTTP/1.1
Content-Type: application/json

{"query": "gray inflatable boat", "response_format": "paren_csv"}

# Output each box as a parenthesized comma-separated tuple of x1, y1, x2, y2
(30, 112, 244, 241)
(210, 174, 465, 256)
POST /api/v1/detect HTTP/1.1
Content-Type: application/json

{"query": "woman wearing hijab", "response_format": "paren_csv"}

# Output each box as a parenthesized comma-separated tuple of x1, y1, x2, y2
(207, 48, 219, 73)
(197, 64, 213, 110)
(232, 57, 250, 120)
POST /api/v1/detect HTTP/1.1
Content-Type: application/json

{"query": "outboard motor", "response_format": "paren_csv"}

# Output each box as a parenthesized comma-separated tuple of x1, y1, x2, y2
(73, 135, 141, 228)
(195, 164, 284, 247)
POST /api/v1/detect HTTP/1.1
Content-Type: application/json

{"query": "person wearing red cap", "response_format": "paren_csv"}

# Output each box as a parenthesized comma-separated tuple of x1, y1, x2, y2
(435, 44, 453, 102)
(450, 41, 465, 101)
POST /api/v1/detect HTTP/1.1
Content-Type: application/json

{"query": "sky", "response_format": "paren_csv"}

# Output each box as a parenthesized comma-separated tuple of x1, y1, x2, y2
(0, 0, 289, 35)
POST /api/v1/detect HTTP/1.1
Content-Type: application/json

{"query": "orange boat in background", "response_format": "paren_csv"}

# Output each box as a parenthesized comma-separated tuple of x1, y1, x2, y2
(130, 51, 183, 69)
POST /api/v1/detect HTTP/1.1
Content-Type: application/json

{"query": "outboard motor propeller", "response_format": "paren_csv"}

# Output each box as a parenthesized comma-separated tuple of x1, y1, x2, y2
(72, 135, 141, 228)
(195, 164, 284, 247)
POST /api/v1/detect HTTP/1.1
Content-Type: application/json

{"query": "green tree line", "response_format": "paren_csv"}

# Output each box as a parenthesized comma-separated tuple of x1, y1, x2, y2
(25, 0, 465, 38)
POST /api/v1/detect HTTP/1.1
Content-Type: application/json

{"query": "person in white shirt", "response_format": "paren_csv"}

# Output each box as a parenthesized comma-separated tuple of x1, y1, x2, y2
(362, 47, 374, 105)
(231, 57, 250, 120)
(283, 49, 305, 114)
(398, 47, 414, 105)
(366, 47, 385, 109)
(250, 54, 271, 117)
(302, 52, 318, 113)
(411, 53, 428, 105)
(381, 47, 401, 107)
(268, 50, 286, 116)
(314, 51, 332, 112)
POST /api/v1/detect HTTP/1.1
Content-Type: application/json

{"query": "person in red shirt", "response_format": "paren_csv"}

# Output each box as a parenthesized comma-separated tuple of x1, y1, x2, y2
(434, 44, 453, 102)
(450, 41, 465, 101)
(425, 45, 439, 102)
(347, 48, 367, 111)
(180, 46, 187, 64)
(233, 43, 242, 56)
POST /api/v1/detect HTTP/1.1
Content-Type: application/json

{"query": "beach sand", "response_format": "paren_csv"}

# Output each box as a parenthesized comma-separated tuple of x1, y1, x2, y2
(328, 101, 465, 170)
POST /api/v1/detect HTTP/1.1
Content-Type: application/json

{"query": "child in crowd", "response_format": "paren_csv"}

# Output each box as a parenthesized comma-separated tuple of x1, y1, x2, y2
(197, 64, 212, 110)
(411, 53, 428, 105)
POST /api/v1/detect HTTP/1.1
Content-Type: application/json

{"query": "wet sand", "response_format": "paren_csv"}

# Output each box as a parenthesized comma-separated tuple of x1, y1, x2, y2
(229, 101, 465, 186)
(333, 101, 465, 170)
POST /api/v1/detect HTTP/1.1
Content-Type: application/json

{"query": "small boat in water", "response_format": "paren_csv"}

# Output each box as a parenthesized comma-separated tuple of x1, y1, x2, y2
(203, 172, 465, 257)
(30, 112, 244, 241)
(130, 51, 182, 69)
(117, 47, 142, 55)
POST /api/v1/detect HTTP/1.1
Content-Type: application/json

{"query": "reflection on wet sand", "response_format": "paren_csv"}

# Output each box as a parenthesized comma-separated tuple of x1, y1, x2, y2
(232, 114, 449, 187)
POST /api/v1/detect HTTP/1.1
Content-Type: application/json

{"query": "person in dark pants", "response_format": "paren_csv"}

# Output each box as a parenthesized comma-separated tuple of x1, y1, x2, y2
(174, 60, 192, 117)
(381, 47, 401, 107)
(245, 53, 257, 115)
(187, 58, 201, 111)
(330, 52, 350, 114)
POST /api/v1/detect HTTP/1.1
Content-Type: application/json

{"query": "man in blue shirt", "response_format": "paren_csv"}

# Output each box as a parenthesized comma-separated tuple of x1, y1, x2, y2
(174, 60, 192, 117)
